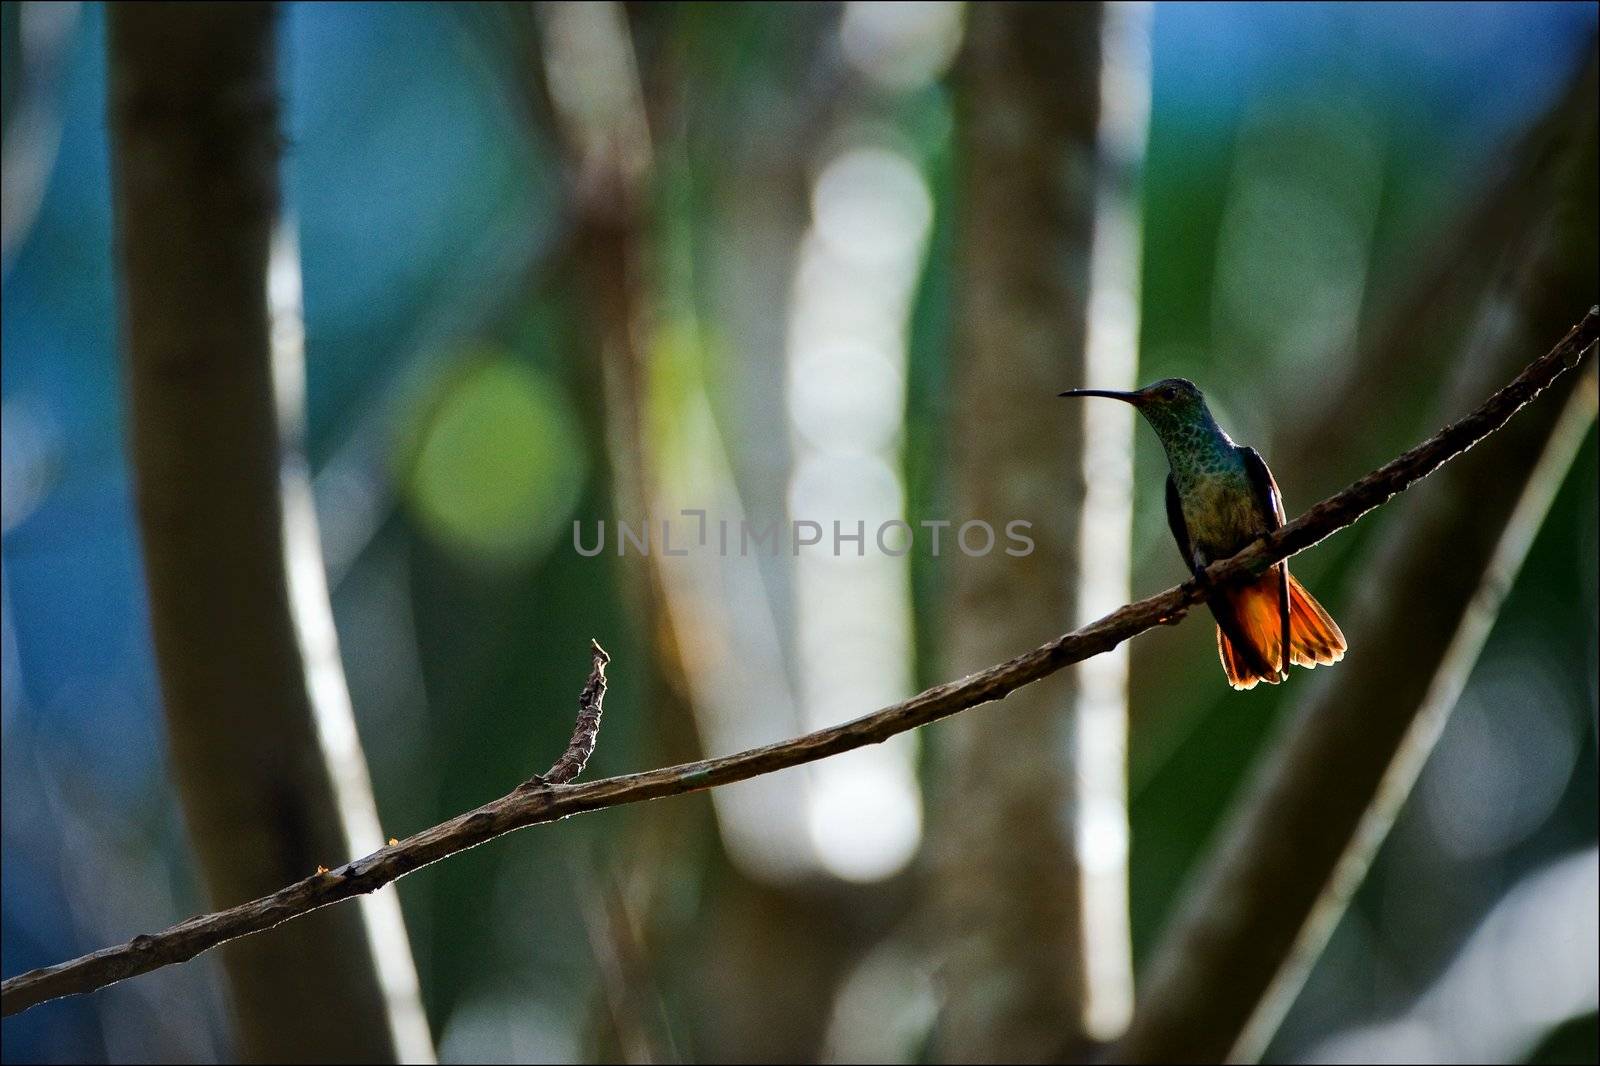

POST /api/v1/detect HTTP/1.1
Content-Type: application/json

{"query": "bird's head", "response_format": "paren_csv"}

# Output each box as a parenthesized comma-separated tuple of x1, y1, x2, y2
(1057, 377, 1209, 437)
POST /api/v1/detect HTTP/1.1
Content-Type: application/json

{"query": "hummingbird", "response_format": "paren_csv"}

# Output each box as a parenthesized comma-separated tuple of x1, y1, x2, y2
(1059, 378, 1345, 690)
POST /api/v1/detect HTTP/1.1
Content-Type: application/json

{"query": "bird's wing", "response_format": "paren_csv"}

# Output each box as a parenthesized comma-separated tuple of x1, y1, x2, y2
(1240, 446, 1290, 676)
(1165, 473, 1197, 573)
(1240, 446, 1287, 527)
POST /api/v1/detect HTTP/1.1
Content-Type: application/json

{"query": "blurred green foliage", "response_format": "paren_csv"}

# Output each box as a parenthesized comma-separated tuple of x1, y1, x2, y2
(404, 355, 588, 564)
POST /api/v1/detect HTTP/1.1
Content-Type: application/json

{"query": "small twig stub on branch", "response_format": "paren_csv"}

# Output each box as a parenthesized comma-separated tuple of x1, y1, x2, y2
(523, 639, 612, 788)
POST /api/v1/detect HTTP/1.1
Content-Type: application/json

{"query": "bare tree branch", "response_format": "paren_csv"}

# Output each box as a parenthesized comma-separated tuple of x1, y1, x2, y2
(3, 308, 1595, 1019)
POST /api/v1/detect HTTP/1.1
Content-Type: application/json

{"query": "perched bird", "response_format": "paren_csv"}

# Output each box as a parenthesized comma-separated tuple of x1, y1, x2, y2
(1059, 378, 1345, 689)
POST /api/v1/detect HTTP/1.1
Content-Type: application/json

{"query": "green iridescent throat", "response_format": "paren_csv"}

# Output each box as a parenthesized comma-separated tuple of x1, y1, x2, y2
(1140, 393, 1245, 492)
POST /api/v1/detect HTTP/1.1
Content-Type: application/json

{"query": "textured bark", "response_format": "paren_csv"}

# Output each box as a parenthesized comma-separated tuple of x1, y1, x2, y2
(1114, 96, 1599, 1064)
(107, 5, 414, 1061)
(927, 3, 1111, 1060)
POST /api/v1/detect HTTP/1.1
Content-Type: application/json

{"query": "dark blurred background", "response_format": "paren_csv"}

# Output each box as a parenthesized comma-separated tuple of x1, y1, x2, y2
(2, 2, 1596, 1063)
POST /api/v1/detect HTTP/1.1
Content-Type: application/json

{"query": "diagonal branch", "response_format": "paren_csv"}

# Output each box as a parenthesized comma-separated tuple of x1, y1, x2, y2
(3, 308, 1595, 1019)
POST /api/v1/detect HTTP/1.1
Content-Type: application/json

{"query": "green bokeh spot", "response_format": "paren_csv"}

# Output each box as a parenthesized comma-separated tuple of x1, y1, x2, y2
(405, 356, 587, 566)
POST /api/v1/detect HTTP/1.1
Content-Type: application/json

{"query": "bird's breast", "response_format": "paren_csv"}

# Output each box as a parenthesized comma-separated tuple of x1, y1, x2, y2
(1180, 475, 1266, 559)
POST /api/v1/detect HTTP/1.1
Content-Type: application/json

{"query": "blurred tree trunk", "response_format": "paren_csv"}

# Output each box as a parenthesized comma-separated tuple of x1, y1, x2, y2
(108, 5, 429, 1062)
(927, 2, 1144, 1060)
(1115, 65, 1598, 1063)
(536, 6, 871, 1059)
(534, 4, 711, 1059)
(533, 0, 697, 780)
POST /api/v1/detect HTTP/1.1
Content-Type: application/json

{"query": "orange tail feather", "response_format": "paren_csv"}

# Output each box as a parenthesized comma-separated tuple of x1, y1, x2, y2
(1217, 625, 1273, 690)
(1287, 573, 1346, 668)
(1215, 569, 1284, 690)
(1215, 570, 1346, 690)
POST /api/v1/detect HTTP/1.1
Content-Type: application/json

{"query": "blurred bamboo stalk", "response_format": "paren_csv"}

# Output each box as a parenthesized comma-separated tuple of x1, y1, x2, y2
(535, 0, 706, 771)
(534, 3, 720, 1059)
(575, 857, 679, 1065)
(1073, 0, 1151, 1043)
(107, 4, 430, 1061)
(929, 2, 1147, 1059)
(540, 3, 885, 1058)
(1113, 73, 1599, 1063)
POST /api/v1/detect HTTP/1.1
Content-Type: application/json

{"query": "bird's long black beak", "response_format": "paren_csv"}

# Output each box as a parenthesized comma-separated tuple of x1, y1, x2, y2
(1057, 388, 1144, 405)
